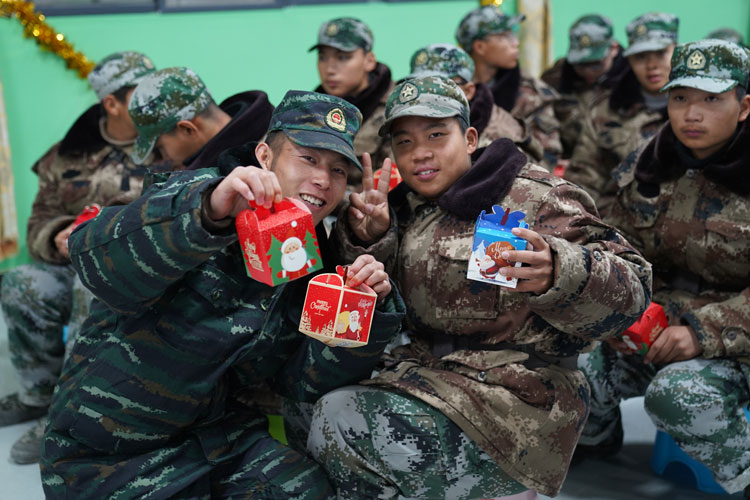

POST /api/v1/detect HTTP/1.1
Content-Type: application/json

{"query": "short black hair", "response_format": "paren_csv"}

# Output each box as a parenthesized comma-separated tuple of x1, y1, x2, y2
(456, 116, 469, 133)
(264, 130, 287, 154)
(112, 85, 135, 104)
(736, 85, 747, 101)
(195, 101, 221, 120)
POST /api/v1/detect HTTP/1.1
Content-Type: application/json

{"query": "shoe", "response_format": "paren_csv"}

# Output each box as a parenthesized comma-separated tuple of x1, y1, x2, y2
(570, 414, 624, 465)
(10, 418, 45, 464)
(0, 393, 48, 426)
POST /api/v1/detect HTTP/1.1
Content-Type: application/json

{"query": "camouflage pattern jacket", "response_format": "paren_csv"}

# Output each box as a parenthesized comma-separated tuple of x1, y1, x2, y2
(489, 67, 562, 170)
(609, 120, 750, 361)
(41, 167, 405, 499)
(541, 51, 630, 158)
(471, 82, 534, 156)
(28, 104, 149, 264)
(336, 139, 651, 496)
(565, 70, 668, 215)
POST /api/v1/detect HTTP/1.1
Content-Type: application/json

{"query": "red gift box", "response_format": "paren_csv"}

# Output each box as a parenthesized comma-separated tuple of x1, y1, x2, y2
(373, 162, 402, 192)
(299, 265, 377, 348)
(235, 197, 323, 287)
(619, 302, 668, 355)
(72, 204, 101, 229)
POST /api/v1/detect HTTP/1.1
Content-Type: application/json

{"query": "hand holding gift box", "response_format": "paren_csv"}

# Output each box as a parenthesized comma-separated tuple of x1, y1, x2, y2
(618, 302, 668, 355)
(467, 205, 529, 289)
(299, 265, 377, 348)
(236, 198, 323, 287)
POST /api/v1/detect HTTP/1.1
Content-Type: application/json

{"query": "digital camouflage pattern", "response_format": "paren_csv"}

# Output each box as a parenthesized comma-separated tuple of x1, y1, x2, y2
(268, 90, 363, 169)
(408, 43, 475, 83)
(455, 6, 525, 53)
(309, 17, 373, 53)
(87, 51, 155, 101)
(379, 76, 470, 136)
(332, 139, 651, 495)
(567, 14, 614, 64)
(707, 27, 745, 46)
(475, 97, 527, 149)
(512, 71, 563, 170)
(623, 12, 679, 57)
(662, 39, 750, 93)
(128, 67, 214, 163)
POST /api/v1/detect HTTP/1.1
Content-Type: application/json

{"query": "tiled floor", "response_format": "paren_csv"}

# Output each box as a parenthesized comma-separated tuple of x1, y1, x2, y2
(0, 312, 742, 499)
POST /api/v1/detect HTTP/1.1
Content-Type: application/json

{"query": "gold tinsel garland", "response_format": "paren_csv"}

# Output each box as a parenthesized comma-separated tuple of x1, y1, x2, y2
(479, 0, 503, 6)
(0, 0, 95, 78)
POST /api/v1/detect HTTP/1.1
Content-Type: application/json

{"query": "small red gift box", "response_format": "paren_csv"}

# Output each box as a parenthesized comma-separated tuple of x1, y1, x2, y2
(619, 302, 668, 355)
(299, 265, 377, 348)
(72, 204, 101, 229)
(373, 162, 402, 192)
(235, 197, 322, 287)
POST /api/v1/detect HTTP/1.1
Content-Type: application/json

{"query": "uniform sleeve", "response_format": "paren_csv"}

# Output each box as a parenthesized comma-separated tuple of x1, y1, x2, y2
(68, 168, 235, 315)
(527, 99, 563, 170)
(564, 114, 607, 207)
(27, 146, 77, 264)
(683, 288, 750, 359)
(332, 205, 400, 276)
(527, 182, 652, 340)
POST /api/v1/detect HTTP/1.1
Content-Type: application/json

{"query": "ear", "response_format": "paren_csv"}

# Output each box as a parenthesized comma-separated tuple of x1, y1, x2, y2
(101, 95, 121, 117)
(738, 94, 750, 122)
(175, 120, 199, 137)
(462, 82, 476, 101)
(363, 50, 377, 73)
(465, 126, 479, 155)
(255, 142, 274, 170)
(472, 39, 486, 58)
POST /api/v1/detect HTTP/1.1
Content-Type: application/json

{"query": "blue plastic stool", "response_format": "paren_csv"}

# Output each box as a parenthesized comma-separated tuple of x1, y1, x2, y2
(650, 406, 750, 495)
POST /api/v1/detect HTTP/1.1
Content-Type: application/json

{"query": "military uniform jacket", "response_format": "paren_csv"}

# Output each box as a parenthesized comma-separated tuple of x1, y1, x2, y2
(41, 167, 405, 499)
(471, 83, 533, 155)
(28, 104, 148, 264)
(336, 139, 651, 496)
(565, 70, 667, 214)
(608, 120, 750, 361)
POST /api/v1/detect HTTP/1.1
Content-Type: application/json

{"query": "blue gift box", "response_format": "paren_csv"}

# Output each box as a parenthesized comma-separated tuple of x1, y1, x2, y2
(467, 205, 528, 288)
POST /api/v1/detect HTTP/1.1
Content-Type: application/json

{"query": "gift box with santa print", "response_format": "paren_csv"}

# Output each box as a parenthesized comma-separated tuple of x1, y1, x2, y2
(467, 205, 529, 289)
(235, 197, 323, 287)
(299, 265, 377, 348)
(618, 302, 668, 355)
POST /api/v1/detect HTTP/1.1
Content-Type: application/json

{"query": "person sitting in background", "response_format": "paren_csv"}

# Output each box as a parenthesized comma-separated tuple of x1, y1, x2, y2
(565, 12, 678, 215)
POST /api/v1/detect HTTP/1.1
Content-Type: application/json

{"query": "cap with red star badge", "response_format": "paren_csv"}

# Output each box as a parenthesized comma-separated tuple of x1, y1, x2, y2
(662, 39, 750, 93)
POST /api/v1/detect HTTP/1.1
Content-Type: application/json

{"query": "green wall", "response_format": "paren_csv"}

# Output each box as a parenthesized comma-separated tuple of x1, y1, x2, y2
(0, 0, 747, 270)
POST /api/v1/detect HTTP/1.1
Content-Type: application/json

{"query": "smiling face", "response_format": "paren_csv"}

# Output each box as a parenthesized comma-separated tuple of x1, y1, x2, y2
(317, 46, 376, 98)
(390, 116, 477, 200)
(627, 44, 675, 95)
(668, 86, 750, 159)
(260, 136, 350, 225)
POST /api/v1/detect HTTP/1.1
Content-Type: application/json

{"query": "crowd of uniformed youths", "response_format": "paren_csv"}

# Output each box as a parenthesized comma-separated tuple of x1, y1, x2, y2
(0, 4, 748, 499)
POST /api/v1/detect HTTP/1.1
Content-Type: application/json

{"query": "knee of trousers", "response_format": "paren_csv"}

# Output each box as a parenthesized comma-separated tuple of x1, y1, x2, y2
(644, 363, 719, 427)
(308, 386, 369, 459)
(1, 264, 70, 311)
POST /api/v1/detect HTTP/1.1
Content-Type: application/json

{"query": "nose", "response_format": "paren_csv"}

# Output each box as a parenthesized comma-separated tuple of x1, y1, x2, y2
(684, 103, 702, 122)
(311, 166, 331, 190)
(412, 143, 433, 162)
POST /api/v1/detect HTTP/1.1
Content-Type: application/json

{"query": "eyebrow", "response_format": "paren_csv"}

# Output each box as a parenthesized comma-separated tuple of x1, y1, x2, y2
(391, 119, 449, 137)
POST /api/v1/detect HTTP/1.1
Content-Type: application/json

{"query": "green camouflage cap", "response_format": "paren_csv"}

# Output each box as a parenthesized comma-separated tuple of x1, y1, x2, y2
(309, 17, 373, 53)
(87, 51, 155, 101)
(456, 6, 525, 54)
(661, 39, 750, 93)
(707, 28, 744, 46)
(408, 43, 475, 83)
(128, 67, 213, 164)
(379, 76, 470, 137)
(567, 14, 614, 64)
(268, 90, 363, 170)
(623, 12, 679, 57)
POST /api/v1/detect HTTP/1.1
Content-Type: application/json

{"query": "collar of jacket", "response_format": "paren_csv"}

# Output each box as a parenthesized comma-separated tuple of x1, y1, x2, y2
(58, 104, 108, 157)
(315, 62, 393, 123)
(469, 82, 494, 136)
(634, 118, 750, 195)
(490, 66, 521, 112)
(608, 67, 666, 118)
(184, 90, 274, 171)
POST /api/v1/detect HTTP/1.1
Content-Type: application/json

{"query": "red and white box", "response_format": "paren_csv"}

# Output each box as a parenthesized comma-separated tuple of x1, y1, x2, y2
(235, 198, 323, 287)
(299, 266, 377, 348)
(619, 302, 668, 355)
(72, 204, 101, 230)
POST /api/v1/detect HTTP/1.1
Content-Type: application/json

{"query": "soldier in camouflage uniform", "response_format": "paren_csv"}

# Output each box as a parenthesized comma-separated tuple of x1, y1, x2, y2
(577, 40, 750, 496)
(40, 89, 405, 500)
(311, 17, 394, 187)
(565, 12, 678, 215)
(0, 51, 156, 464)
(541, 14, 630, 158)
(304, 76, 651, 498)
(128, 66, 273, 170)
(707, 27, 745, 46)
(456, 6, 562, 170)
(407, 43, 542, 160)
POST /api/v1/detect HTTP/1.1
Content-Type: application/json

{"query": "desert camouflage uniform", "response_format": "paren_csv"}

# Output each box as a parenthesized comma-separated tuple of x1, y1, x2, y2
(1, 52, 155, 409)
(40, 90, 405, 499)
(579, 40, 750, 494)
(308, 77, 651, 498)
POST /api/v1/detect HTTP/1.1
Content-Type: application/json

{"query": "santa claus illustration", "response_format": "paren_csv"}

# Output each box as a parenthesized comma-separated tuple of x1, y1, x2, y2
(280, 236, 313, 278)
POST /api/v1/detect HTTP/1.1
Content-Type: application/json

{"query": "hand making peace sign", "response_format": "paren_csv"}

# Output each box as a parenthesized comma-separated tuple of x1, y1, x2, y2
(347, 153, 392, 244)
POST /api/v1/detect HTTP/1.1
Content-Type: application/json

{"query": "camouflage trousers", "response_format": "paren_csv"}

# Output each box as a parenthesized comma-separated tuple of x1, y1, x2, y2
(579, 344, 750, 494)
(307, 385, 525, 500)
(1, 261, 93, 407)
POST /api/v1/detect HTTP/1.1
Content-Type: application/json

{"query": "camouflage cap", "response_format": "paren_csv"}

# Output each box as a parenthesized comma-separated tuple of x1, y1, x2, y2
(379, 76, 470, 137)
(623, 12, 679, 57)
(707, 28, 744, 46)
(128, 67, 213, 164)
(309, 17, 373, 53)
(567, 14, 614, 64)
(456, 6, 525, 53)
(408, 43, 475, 83)
(268, 91, 363, 170)
(87, 51, 155, 101)
(661, 39, 750, 94)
